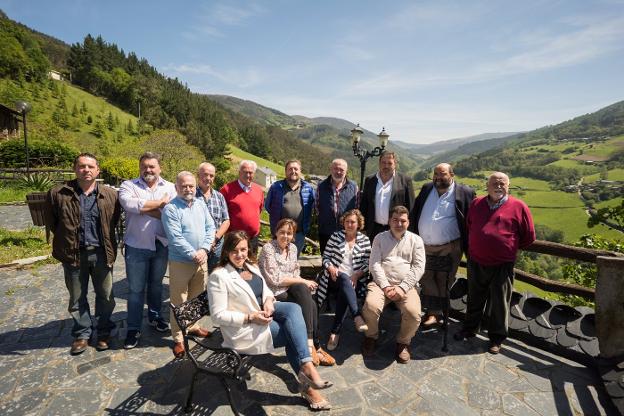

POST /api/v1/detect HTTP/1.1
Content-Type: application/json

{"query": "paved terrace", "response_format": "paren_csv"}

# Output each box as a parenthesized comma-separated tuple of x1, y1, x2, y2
(0, 254, 618, 416)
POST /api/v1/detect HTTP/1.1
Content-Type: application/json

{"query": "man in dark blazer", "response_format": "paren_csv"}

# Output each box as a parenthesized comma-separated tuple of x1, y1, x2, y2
(410, 163, 475, 326)
(360, 151, 415, 242)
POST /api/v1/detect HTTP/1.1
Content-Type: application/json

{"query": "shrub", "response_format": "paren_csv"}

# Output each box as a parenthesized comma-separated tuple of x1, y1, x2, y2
(18, 172, 54, 191)
(100, 157, 138, 184)
(0, 139, 77, 168)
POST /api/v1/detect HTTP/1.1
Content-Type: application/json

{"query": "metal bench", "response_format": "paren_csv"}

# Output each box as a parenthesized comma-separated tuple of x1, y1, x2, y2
(169, 292, 253, 415)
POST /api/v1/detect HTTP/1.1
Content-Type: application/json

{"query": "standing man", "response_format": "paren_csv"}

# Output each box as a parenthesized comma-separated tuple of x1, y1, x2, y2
(45, 153, 120, 355)
(220, 160, 264, 255)
(196, 162, 230, 271)
(361, 205, 425, 363)
(360, 151, 415, 243)
(162, 171, 215, 358)
(410, 163, 475, 326)
(315, 158, 358, 254)
(265, 159, 315, 256)
(119, 152, 177, 349)
(455, 172, 535, 354)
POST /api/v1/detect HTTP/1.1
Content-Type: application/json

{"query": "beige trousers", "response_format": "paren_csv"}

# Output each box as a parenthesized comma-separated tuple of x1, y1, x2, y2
(169, 260, 208, 343)
(362, 282, 422, 345)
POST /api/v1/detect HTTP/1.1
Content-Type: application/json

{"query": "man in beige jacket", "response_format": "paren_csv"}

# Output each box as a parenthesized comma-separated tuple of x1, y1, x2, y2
(361, 205, 425, 363)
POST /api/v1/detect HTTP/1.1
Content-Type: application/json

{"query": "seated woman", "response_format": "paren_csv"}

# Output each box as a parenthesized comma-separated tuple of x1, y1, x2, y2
(208, 231, 331, 410)
(258, 218, 335, 366)
(316, 209, 371, 350)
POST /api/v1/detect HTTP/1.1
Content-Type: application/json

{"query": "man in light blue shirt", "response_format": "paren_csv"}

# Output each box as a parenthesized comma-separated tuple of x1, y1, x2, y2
(162, 171, 215, 358)
(410, 163, 475, 326)
(119, 152, 177, 349)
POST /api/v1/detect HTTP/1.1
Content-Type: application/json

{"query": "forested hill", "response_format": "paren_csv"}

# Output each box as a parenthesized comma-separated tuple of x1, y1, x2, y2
(0, 10, 332, 175)
(451, 100, 624, 186)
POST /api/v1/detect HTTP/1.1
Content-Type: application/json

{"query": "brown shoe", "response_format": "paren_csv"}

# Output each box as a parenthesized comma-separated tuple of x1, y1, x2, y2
(70, 338, 88, 355)
(395, 343, 411, 364)
(310, 345, 320, 366)
(316, 347, 336, 366)
(173, 342, 186, 359)
(422, 314, 440, 327)
(95, 336, 110, 351)
(361, 337, 376, 358)
(488, 342, 502, 355)
(188, 327, 211, 338)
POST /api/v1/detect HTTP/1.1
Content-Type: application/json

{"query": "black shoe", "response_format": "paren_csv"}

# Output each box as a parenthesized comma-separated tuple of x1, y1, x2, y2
(488, 342, 502, 354)
(124, 330, 141, 349)
(149, 318, 169, 333)
(453, 329, 477, 341)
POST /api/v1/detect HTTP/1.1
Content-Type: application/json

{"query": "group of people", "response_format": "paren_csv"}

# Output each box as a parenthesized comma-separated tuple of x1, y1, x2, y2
(45, 149, 535, 410)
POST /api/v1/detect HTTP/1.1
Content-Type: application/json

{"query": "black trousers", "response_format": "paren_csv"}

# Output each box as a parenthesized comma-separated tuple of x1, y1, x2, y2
(463, 259, 514, 343)
(275, 282, 319, 347)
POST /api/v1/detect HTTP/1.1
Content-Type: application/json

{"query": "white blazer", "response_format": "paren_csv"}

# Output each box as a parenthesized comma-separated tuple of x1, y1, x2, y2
(208, 263, 276, 355)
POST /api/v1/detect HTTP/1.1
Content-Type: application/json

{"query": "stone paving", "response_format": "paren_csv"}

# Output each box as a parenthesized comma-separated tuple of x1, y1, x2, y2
(0, 254, 618, 416)
(0, 203, 35, 231)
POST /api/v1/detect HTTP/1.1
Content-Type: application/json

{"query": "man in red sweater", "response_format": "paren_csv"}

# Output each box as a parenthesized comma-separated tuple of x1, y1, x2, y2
(454, 172, 535, 354)
(220, 160, 264, 255)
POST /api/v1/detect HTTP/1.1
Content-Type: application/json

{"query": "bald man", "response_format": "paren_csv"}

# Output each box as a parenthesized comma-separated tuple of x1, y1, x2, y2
(455, 172, 535, 354)
(410, 163, 475, 326)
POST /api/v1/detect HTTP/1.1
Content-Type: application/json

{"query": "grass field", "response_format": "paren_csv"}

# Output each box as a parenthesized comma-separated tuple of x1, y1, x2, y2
(227, 145, 285, 178)
(594, 197, 623, 209)
(584, 168, 624, 183)
(0, 227, 50, 264)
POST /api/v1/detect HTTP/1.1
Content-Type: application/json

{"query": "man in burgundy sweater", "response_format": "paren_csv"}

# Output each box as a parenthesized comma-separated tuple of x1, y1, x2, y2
(454, 172, 535, 354)
(220, 160, 264, 255)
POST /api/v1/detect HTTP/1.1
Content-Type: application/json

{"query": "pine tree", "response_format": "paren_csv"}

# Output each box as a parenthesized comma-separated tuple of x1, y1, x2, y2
(80, 101, 87, 114)
(126, 119, 134, 134)
(71, 103, 79, 117)
(107, 111, 114, 131)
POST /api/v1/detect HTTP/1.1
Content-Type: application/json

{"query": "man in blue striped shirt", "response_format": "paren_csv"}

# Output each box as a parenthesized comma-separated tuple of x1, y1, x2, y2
(162, 171, 216, 358)
(196, 162, 230, 271)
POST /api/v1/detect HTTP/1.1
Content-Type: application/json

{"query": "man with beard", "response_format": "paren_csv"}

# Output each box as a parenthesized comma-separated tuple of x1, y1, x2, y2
(162, 171, 215, 358)
(360, 152, 415, 243)
(264, 159, 315, 256)
(196, 162, 230, 271)
(315, 158, 358, 254)
(455, 172, 535, 354)
(119, 152, 177, 349)
(410, 163, 475, 326)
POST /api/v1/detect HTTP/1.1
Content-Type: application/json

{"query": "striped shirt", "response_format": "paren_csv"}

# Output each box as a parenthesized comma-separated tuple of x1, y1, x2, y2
(196, 187, 229, 227)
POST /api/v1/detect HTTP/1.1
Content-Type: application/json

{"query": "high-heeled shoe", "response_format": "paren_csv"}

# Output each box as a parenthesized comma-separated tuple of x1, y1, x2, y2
(327, 334, 339, 351)
(354, 315, 368, 333)
(299, 384, 332, 410)
(298, 369, 333, 389)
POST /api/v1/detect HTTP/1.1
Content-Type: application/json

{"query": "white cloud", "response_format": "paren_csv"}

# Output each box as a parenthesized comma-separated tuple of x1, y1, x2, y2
(163, 64, 262, 89)
(184, 1, 265, 40)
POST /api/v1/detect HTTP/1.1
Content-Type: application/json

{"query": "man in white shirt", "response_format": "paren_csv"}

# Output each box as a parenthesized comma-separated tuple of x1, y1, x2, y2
(410, 163, 475, 326)
(361, 205, 425, 363)
(359, 152, 415, 243)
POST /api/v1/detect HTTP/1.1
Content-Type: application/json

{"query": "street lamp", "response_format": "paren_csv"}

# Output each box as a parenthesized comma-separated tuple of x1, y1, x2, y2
(349, 123, 389, 190)
(15, 100, 32, 174)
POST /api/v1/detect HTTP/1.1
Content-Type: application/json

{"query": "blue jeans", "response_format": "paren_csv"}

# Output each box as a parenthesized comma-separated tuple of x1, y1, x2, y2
(269, 301, 312, 374)
(63, 248, 115, 339)
(294, 232, 306, 257)
(208, 238, 223, 272)
(125, 241, 168, 331)
(331, 272, 361, 334)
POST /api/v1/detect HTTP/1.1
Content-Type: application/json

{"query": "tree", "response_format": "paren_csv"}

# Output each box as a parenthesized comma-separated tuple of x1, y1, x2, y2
(107, 111, 114, 131)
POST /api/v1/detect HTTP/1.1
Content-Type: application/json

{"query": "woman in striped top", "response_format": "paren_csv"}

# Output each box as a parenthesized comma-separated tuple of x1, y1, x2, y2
(317, 209, 372, 350)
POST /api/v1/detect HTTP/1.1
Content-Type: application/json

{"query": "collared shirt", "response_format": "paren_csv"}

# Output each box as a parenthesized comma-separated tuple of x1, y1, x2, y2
(488, 195, 509, 210)
(76, 183, 100, 247)
(238, 180, 252, 193)
(369, 230, 425, 294)
(418, 181, 461, 246)
(119, 176, 177, 250)
(161, 196, 215, 263)
(281, 180, 304, 229)
(196, 186, 229, 228)
(332, 178, 347, 218)
(374, 172, 394, 225)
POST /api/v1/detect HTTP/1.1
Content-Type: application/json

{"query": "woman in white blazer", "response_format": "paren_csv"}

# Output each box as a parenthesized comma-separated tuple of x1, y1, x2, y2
(208, 231, 332, 410)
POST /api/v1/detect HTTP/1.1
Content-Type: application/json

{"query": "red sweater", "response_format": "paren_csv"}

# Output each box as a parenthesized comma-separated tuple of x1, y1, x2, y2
(467, 196, 535, 266)
(220, 181, 264, 238)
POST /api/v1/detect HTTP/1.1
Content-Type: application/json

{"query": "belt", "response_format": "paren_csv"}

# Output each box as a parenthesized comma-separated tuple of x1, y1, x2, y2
(426, 238, 460, 247)
(82, 245, 99, 251)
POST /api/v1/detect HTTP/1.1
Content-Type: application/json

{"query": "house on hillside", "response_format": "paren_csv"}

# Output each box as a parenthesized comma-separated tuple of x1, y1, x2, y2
(48, 70, 64, 81)
(255, 166, 278, 189)
(0, 103, 20, 140)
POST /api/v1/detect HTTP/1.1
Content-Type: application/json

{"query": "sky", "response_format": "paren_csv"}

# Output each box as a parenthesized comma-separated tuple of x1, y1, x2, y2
(3, 0, 624, 144)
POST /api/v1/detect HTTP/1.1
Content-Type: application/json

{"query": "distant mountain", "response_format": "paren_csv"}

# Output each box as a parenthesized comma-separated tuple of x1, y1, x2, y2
(206, 95, 296, 127)
(393, 132, 519, 156)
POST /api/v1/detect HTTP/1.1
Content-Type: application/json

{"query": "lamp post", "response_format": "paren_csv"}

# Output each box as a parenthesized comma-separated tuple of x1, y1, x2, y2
(349, 123, 389, 190)
(15, 101, 32, 174)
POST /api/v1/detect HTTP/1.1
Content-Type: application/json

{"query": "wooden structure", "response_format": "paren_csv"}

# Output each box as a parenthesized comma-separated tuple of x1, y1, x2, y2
(25, 192, 50, 242)
(0, 103, 20, 140)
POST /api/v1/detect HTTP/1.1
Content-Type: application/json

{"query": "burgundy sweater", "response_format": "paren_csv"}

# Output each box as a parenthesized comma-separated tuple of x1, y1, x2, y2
(220, 181, 264, 238)
(467, 196, 535, 266)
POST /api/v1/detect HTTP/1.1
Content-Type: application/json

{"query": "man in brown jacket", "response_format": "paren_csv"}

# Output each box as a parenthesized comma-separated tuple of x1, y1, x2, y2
(46, 153, 120, 355)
